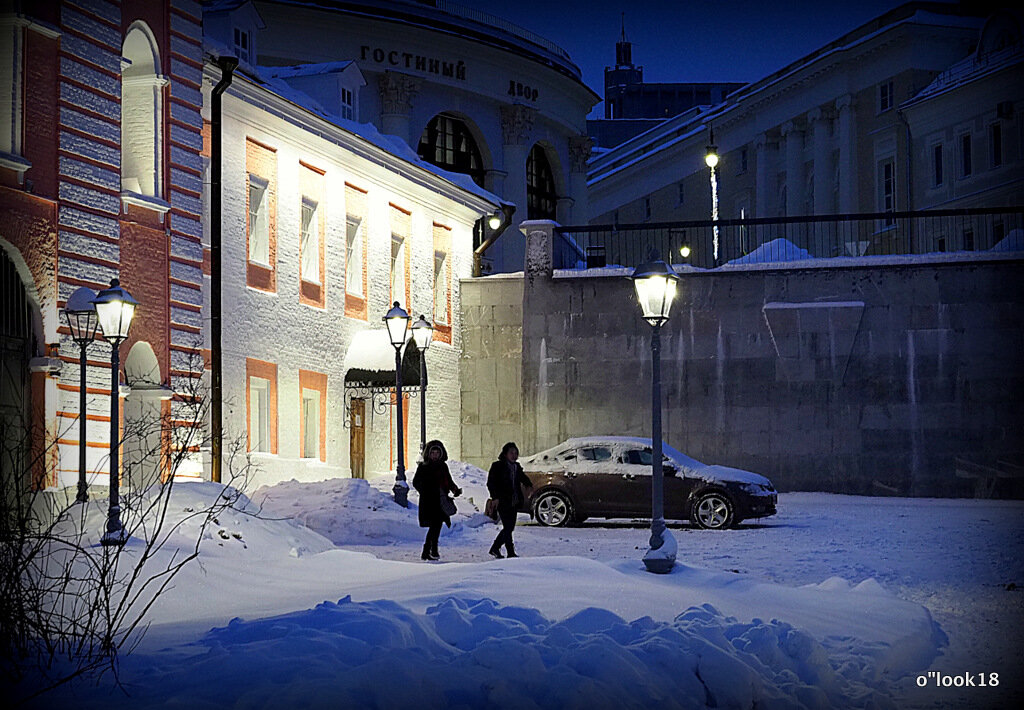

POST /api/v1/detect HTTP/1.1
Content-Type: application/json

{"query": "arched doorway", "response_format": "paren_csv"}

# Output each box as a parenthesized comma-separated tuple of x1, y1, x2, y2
(417, 113, 486, 187)
(1, 248, 36, 493)
(527, 144, 558, 220)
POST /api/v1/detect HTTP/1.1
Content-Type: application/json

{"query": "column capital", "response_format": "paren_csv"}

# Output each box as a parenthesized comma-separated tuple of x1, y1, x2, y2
(807, 106, 833, 124)
(568, 135, 593, 173)
(780, 120, 803, 138)
(835, 94, 854, 112)
(378, 71, 420, 115)
(500, 104, 537, 145)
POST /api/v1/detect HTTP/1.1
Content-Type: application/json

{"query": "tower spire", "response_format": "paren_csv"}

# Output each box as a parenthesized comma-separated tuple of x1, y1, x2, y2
(616, 13, 632, 67)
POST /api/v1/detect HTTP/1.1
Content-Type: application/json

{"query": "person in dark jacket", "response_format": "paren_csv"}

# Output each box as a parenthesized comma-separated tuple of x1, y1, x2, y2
(412, 439, 461, 561)
(486, 442, 532, 558)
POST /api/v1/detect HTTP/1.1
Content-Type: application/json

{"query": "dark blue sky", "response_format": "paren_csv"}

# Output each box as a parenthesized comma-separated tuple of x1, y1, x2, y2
(470, 0, 925, 115)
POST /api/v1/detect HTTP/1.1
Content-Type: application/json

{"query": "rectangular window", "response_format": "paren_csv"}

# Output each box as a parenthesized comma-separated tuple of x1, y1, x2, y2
(301, 388, 320, 459)
(433, 251, 448, 325)
(963, 228, 974, 251)
(300, 198, 320, 284)
(932, 144, 943, 187)
(248, 175, 270, 264)
(390, 235, 405, 305)
(345, 216, 364, 297)
(644, 196, 651, 220)
(740, 148, 748, 173)
(994, 221, 1005, 246)
(990, 123, 1002, 169)
(677, 182, 685, 205)
(879, 80, 893, 113)
(0, 21, 24, 158)
(879, 159, 895, 226)
(233, 28, 250, 64)
(389, 204, 410, 307)
(248, 376, 271, 453)
(341, 87, 353, 120)
(960, 133, 972, 177)
(936, 236, 946, 252)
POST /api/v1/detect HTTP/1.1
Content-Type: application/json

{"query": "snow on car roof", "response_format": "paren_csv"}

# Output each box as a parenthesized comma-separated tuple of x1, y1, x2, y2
(523, 437, 774, 486)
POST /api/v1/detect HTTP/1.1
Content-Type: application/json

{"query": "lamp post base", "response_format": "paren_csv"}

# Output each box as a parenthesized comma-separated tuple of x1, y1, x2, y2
(642, 528, 677, 574)
(100, 527, 128, 547)
(393, 480, 409, 508)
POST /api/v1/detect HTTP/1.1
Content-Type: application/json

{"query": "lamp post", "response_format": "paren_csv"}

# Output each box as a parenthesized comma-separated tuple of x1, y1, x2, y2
(63, 287, 100, 503)
(91, 279, 138, 546)
(384, 302, 411, 507)
(631, 258, 680, 574)
(705, 127, 720, 263)
(411, 314, 434, 455)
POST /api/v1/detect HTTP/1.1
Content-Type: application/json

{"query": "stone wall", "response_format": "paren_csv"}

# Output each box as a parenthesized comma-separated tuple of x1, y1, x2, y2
(470, 222, 1024, 497)
(458, 275, 523, 469)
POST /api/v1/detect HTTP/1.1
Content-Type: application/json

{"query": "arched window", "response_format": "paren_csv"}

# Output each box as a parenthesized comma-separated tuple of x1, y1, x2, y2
(527, 145, 557, 220)
(417, 114, 484, 186)
(121, 23, 165, 198)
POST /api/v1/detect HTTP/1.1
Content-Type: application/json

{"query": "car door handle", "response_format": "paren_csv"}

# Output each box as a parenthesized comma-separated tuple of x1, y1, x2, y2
(565, 472, 576, 478)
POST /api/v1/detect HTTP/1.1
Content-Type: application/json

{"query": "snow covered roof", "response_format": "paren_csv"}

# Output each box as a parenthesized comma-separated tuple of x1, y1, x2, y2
(203, 39, 501, 213)
(904, 41, 1023, 107)
(267, 61, 358, 78)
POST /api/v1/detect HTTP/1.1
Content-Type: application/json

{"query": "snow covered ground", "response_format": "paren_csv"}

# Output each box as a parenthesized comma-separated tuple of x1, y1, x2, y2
(21, 461, 1023, 709)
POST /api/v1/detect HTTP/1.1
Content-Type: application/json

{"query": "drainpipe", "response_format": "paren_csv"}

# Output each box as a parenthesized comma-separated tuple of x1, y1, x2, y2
(472, 203, 516, 276)
(897, 108, 914, 251)
(211, 55, 238, 484)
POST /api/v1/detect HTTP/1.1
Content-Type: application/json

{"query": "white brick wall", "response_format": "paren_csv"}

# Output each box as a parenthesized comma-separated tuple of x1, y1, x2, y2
(211, 80, 490, 488)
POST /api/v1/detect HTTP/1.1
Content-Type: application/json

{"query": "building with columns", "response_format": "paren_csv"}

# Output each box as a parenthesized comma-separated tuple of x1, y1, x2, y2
(219, 0, 599, 274)
(588, 4, 1022, 256)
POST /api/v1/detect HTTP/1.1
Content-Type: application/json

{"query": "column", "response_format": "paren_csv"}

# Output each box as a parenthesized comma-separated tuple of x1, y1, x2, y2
(497, 104, 536, 272)
(808, 107, 833, 214)
(835, 94, 857, 214)
(378, 71, 420, 144)
(754, 133, 773, 217)
(781, 120, 804, 217)
(567, 134, 593, 223)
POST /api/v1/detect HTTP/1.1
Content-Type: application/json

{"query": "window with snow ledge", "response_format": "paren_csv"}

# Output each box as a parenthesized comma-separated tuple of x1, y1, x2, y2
(248, 175, 271, 265)
(121, 23, 167, 206)
(233, 27, 251, 65)
(300, 197, 320, 285)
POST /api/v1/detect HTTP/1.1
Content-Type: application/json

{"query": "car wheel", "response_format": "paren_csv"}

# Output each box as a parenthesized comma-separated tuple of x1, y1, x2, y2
(691, 490, 735, 530)
(533, 490, 573, 527)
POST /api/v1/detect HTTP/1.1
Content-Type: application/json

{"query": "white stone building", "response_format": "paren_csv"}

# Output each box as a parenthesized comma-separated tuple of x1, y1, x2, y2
(214, 0, 599, 274)
(202, 23, 499, 487)
(588, 5, 1023, 251)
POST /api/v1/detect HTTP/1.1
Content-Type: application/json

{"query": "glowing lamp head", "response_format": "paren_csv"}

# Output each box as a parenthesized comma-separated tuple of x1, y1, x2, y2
(64, 286, 100, 345)
(679, 245, 691, 259)
(487, 213, 502, 230)
(631, 260, 680, 326)
(411, 314, 433, 351)
(383, 302, 410, 348)
(705, 146, 719, 168)
(91, 279, 139, 343)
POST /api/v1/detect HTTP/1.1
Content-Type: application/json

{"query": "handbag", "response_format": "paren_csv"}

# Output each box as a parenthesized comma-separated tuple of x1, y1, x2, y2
(440, 490, 457, 517)
(484, 498, 499, 520)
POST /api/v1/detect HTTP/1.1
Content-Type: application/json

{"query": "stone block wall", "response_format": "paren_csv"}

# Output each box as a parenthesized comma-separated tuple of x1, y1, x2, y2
(466, 222, 1024, 496)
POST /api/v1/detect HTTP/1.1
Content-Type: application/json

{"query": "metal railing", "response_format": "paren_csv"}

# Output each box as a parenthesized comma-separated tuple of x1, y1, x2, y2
(554, 207, 1024, 270)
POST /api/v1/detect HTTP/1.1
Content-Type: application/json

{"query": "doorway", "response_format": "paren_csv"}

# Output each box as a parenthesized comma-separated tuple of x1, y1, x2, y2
(349, 398, 365, 478)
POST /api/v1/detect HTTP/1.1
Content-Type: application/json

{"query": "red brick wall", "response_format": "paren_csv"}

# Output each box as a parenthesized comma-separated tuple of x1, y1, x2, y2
(119, 221, 170, 383)
(23, 30, 59, 197)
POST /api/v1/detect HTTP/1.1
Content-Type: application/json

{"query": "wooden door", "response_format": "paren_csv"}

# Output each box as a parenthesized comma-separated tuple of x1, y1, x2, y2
(349, 398, 365, 479)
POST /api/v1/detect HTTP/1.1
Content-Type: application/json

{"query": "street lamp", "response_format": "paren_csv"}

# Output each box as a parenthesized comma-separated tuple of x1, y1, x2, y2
(631, 257, 680, 574)
(91, 278, 138, 546)
(63, 287, 100, 503)
(411, 314, 434, 455)
(705, 126, 720, 262)
(384, 302, 411, 507)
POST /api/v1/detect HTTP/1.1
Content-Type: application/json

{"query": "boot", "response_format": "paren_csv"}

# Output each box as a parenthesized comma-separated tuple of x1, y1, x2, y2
(505, 542, 518, 558)
(488, 541, 504, 559)
(421, 544, 432, 561)
(429, 542, 440, 560)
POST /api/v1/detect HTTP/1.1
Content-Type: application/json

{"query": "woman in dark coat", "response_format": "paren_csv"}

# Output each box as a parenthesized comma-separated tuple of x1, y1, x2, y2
(412, 439, 461, 561)
(486, 441, 532, 558)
